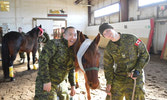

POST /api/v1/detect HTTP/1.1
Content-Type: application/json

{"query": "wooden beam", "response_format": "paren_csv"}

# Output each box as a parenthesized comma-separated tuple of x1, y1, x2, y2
(88, 0, 91, 25)
(120, 0, 128, 22)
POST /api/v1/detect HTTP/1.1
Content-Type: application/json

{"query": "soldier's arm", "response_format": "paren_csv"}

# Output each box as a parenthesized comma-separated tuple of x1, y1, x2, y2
(103, 47, 114, 85)
(68, 64, 75, 86)
(44, 33, 50, 43)
(134, 39, 150, 72)
(38, 40, 57, 83)
(68, 50, 76, 86)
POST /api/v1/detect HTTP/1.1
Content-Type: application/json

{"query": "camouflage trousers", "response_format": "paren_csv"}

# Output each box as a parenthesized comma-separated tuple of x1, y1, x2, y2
(106, 77, 145, 100)
(34, 79, 69, 100)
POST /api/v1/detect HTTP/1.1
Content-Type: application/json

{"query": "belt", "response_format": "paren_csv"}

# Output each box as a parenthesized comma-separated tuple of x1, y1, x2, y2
(114, 72, 132, 77)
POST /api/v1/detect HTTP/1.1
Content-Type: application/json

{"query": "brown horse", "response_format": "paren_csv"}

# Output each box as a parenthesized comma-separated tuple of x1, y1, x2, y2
(1, 25, 43, 81)
(73, 31, 100, 100)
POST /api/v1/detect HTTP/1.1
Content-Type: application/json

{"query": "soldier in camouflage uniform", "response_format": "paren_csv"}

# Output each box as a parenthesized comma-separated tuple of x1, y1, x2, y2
(34, 26, 77, 100)
(99, 23, 150, 100)
(60, 27, 66, 39)
(18, 27, 25, 63)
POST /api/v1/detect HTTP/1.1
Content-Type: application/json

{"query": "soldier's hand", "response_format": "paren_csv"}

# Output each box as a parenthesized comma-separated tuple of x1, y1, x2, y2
(131, 70, 140, 80)
(131, 73, 137, 80)
(106, 84, 111, 95)
(43, 82, 51, 92)
(70, 86, 76, 96)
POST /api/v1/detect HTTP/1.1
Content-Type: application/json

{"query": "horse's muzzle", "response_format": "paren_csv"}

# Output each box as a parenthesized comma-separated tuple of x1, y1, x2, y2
(89, 80, 101, 89)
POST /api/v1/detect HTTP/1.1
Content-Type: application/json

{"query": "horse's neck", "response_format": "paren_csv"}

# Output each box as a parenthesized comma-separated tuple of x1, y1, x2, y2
(74, 40, 83, 55)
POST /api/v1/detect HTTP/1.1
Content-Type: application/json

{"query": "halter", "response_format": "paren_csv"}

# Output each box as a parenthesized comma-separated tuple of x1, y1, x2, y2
(38, 27, 44, 36)
(77, 39, 99, 73)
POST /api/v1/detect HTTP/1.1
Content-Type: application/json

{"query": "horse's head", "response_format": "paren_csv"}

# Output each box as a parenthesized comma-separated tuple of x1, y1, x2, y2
(28, 25, 43, 37)
(74, 31, 100, 89)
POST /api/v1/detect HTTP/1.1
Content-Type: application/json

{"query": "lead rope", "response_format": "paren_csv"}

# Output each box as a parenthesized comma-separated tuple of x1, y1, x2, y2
(131, 79, 136, 100)
(110, 93, 112, 100)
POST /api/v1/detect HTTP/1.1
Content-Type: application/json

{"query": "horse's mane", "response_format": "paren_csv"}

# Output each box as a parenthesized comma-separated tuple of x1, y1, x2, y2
(84, 34, 88, 39)
(78, 31, 97, 55)
(26, 27, 39, 37)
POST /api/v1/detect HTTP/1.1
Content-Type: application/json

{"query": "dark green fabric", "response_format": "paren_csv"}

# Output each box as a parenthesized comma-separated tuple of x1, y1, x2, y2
(106, 79, 145, 100)
(34, 80, 69, 100)
(38, 32, 50, 54)
(104, 33, 149, 99)
(35, 38, 75, 99)
(41, 32, 50, 43)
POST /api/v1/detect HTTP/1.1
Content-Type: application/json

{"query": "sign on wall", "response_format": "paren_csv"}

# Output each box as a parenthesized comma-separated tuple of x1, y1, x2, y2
(47, 8, 67, 17)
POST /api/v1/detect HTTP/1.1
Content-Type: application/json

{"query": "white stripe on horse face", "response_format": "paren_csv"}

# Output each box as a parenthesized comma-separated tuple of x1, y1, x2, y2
(77, 39, 92, 72)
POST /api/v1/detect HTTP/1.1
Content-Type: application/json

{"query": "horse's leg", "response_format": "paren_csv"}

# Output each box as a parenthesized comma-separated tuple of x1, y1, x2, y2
(32, 51, 37, 70)
(84, 73, 91, 100)
(26, 52, 31, 70)
(75, 71, 79, 88)
(9, 54, 17, 81)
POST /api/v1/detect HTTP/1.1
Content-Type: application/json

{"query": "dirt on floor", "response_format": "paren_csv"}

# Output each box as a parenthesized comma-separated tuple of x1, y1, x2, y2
(0, 48, 167, 100)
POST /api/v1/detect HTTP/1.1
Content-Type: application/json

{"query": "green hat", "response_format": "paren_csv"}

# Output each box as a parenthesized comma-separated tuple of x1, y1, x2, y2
(99, 23, 113, 35)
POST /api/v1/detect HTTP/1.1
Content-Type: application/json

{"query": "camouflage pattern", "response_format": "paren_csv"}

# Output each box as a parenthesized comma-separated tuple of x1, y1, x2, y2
(104, 33, 149, 100)
(38, 32, 50, 54)
(40, 32, 50, 43)
(19, 32, 25, 59)
(34, 38, 75, 100)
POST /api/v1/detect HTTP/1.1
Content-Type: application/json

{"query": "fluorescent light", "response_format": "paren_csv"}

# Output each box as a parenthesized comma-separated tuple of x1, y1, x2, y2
(94, 3, 120, 18)
(139, 0, 166, 7)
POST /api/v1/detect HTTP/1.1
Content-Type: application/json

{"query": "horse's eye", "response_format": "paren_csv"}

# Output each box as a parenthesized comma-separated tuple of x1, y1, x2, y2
(82, 57, 87, 63)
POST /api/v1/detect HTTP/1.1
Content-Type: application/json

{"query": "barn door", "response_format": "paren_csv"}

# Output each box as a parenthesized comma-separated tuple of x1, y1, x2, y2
(153, 20, 167, 54)
(33, 18, 66, 39)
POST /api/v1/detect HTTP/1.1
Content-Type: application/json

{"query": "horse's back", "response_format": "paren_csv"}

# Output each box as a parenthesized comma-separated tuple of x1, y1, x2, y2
(3, 31, 23, 53)
(4, 31, 22, 40)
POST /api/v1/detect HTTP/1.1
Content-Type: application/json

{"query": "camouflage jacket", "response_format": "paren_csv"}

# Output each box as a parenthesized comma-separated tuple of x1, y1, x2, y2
(37, 38, 75, 86)
(104, 33, 149, 84)
(38, 32, 50, 43)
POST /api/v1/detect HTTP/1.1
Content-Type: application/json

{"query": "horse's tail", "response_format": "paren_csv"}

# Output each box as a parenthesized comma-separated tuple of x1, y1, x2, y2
(1, 35, 10, 78)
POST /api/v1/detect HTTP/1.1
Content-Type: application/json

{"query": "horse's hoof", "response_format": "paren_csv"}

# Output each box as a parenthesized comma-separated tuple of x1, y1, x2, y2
(10, 77, 15, 81)
(76, 82, 79, 89)
(28, 68, 31, 70)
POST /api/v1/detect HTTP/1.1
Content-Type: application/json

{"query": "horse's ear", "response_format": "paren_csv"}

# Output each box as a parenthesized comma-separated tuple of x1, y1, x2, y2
(92, 33, 100, 45)
(80, 32, 85, 43)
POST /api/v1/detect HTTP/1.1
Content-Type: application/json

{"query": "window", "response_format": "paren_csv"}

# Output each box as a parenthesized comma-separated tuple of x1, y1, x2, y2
(94, 3, 120, 18)
(139, 0, 166, 7)
(0, 1, 10, 12)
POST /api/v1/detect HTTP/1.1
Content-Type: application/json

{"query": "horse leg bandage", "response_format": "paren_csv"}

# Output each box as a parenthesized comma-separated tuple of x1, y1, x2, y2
(33, 65, 37, 70)
(9, 66, 14, 77)
(75, 72, 78, 82)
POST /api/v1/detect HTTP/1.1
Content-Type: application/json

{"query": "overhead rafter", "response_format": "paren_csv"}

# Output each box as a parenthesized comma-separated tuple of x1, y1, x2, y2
(74, 0, 83, 5)
(74, 0, 92, 6)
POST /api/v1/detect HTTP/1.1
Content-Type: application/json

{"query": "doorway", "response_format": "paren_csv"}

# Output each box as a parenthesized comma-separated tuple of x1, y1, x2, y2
(32, 18, 67, 39)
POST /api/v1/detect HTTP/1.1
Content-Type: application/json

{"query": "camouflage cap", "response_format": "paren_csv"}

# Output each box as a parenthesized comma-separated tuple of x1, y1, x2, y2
(99, 23, 113, 35)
